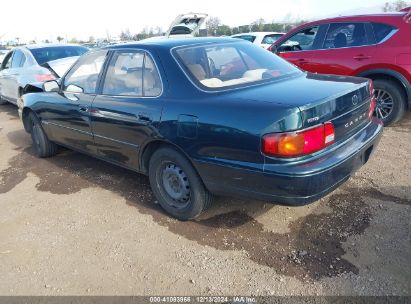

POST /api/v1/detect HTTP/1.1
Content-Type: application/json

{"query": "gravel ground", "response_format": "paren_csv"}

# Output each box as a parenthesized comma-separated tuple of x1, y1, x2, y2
(0, 103, 410, 296)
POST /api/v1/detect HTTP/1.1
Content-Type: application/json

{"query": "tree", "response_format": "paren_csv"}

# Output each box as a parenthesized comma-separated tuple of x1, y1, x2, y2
(69, 37, 78, 44)
(120, 29, 132, 41)
(383, 0, 409, 11)
(206, 16, 221, 36)
(251, 18, 265, 32)
(216, 25, 232, 36)
(56, 36, 64, 43)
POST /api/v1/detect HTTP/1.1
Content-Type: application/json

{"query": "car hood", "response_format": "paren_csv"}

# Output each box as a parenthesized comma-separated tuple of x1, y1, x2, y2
(165, 12, 208, 37)
(41, 56, 79, 78)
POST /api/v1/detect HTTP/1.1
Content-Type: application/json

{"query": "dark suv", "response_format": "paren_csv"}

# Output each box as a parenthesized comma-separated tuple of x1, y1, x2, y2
(270, 12, 411, 126)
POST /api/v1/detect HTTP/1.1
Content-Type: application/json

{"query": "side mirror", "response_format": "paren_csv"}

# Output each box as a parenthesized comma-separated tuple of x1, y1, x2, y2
(43, 80, 59, 92)
(270, 45, 278, 54)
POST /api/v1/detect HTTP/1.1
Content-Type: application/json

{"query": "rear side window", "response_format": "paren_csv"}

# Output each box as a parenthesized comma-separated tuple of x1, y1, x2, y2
(324, 23, 370, 49)
(11, 50, 25, 68)
(102, 52, 162, 97)
(372, 23, 397, 43)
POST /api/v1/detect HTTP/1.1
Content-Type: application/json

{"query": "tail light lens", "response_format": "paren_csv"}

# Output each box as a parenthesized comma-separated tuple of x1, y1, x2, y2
(262, 122, 335, 158)
(369, 80, 376, 119)
(34, 74, 56, 82)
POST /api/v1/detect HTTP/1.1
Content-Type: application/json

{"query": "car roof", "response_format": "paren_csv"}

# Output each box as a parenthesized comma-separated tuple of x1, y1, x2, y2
(23, 44, 87, 50)
(233, 32, 284, 36)
(301, 12, 407, 26)
(104, 37, 241, 50)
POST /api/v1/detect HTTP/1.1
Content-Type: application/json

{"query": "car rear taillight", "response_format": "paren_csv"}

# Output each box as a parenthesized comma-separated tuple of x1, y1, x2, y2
(34, 74, 56, 82)
(369, 80, 376, 119)
(262, 122, 335, 158)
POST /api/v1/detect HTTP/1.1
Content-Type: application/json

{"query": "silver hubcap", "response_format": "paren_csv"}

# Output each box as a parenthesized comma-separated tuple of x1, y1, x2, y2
(374, 89, 394, 120)
(162, 163, 190, 208)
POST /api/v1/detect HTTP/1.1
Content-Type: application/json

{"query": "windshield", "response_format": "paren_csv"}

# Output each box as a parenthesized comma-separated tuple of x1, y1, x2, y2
(30, 46, 89, 65)
(174, 41, 301, 90)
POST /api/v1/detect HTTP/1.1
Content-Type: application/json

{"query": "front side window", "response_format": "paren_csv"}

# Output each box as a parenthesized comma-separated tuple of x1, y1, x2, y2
(278, 26, 319, 52)
(102, 51, 162, 97)
(174, 41, 301, 90)
(324, 23, 369, 49)
(63, 51, 107, 94)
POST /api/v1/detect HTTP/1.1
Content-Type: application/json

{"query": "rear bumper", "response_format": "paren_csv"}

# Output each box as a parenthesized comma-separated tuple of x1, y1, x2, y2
(195, 119, 383, 204)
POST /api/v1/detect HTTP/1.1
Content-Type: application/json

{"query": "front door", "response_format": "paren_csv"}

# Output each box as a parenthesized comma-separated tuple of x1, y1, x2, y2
(276, 25, 326, 72)
(91, 50, 164, 169)
(44, 50, 109, 153)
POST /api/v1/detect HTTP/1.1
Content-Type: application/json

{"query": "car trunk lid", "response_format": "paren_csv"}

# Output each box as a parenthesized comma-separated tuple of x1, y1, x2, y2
(165, 13, 208, 38)
(229, 73, 373, 143)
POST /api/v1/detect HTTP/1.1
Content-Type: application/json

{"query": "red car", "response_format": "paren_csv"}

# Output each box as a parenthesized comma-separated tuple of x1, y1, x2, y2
(269, 11, 411, 126)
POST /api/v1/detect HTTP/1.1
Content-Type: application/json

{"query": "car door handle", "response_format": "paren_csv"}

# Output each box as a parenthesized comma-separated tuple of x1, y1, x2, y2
(353, 55, 371, 61)
(296, 59, 308, 64)
(136, 113, 152, 124)
(78, 105, 89, 112)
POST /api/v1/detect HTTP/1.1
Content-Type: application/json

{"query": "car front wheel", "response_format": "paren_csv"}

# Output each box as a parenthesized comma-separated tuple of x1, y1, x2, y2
(373, 79, 406, 126)
(149, 147, 212, 220)
(28, 112, 57, 158)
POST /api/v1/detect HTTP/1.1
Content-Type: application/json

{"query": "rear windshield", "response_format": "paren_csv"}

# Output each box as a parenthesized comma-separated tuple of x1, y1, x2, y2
(30, 46, 89, 65)
(174, 41, 301, 90)
(262, 34, 283, 44)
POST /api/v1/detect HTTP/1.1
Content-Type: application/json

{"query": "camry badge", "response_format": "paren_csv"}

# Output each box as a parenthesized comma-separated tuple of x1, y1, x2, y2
(352, 94, 359, 105)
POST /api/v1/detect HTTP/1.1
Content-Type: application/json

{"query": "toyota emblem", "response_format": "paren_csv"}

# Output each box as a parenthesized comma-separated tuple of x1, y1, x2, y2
(352, 94, 359, 105)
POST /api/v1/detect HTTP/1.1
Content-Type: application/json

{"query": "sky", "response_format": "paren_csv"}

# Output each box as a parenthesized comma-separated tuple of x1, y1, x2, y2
(0, 0, 394, 42)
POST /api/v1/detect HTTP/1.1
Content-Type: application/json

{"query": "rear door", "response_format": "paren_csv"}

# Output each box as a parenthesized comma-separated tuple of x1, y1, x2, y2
(0, 51, 13, 100)
(0, 50, 26, 102)
(91, 50, 164, 169)
(276, 25, 327, 72)
(43, 50, 108, 153)
(300, 22, 377, 75)
(7, 49, 26, 101)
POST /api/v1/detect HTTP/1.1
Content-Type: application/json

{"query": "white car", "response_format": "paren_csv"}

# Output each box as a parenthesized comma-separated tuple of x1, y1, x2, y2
(142, 12, 208, 41)
(0, 50, 8, 64)
(0, 44, 88, 105)
(231, 32, 285, 49)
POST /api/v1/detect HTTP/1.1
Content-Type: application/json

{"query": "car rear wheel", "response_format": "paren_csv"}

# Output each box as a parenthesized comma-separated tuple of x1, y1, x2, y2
(28, 112, 57, 158)
(373, 79, 406, 126)
(0, 96, 7, 105)
(149, 147, 212, 220)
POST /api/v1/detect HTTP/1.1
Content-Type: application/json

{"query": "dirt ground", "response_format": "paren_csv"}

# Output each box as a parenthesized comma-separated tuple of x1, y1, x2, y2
(0, 103, 410, 296)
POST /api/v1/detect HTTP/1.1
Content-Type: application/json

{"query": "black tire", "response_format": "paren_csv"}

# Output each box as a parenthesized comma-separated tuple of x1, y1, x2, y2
(28, 112, 57, 158)
(148, 147, 212, 220)
(373, 79, 406, 126)
(0, 96, 7, 105)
